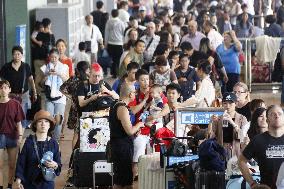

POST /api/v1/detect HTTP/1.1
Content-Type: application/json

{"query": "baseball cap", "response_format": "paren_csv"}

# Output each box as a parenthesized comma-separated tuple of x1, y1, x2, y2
(222, 92, 237, 103)
(139, 5, 146, 11)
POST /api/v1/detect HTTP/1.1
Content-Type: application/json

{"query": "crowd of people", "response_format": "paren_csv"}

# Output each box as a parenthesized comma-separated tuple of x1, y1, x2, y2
(0, 0, 284, 189)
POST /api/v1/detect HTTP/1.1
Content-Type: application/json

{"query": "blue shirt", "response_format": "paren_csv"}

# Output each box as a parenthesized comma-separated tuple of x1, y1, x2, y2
(216, 44, 240, 74)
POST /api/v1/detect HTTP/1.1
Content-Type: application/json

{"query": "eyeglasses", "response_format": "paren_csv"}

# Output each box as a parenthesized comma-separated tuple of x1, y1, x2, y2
(233, 91, 246, 94)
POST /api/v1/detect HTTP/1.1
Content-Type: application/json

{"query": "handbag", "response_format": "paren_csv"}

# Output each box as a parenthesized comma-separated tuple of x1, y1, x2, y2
(44, 85, 62, 101)
(85, 27, 93, 53)
(32, 135, 56, 182)
(167, 138, 188, 156)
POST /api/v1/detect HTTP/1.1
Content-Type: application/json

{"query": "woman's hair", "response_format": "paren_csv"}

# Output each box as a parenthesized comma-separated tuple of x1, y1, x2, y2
(75, 61, 89, 80)
(155, 55, 168, 66)
(197, 59, 211, 75)
(159, 31, 172, 44)
(199, 37, 210, 54)
(234, 82, 250, 100)
(56, 38, 67, 47)
(42, 18, 51, 28)
(12, 45, 23, 55)
(247, 107, 266, 140)
(250, 99, 265, 112)
(240, 13, 250, 29)
(153, 43, 169, 57)
(180, 25, 189, 36)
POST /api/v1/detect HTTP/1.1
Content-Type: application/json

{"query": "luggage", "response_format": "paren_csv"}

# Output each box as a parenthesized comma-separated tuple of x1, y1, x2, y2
(73, 149, 106, 187)
(93, 160, 113, 187)
(226, 175, 261, 189)
(195, 169, 226, 189)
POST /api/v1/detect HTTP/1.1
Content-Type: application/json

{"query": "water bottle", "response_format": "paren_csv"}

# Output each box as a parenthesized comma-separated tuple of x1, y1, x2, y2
(41, 151, 54, 164)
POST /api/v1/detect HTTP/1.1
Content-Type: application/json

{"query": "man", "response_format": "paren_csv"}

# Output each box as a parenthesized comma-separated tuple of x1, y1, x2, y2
(105, 9, 126, 78)
(90, 0, 109, 38)
(33, 18, 55, 95)
(137, 5, 151, 26)
(119, 39, 145, 77)
(118, 1, 130, 26)
(128, 69, 169, 180)
(238, 105, 284, 189)
(0, 80, 25, 189)
(81, 15, 104, 63)
(203, 20, 223, 51)
(140, 22, 160, 63)
(180, 20, 205, 50)
(109, 82, 144, 189)
(113, 61, 140, 95)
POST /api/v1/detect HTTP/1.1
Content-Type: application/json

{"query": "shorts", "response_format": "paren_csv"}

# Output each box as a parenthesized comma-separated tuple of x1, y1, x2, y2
(0, 134, 17, 149)
(133, 135, 150, 162)
(111, 138, 133, 186)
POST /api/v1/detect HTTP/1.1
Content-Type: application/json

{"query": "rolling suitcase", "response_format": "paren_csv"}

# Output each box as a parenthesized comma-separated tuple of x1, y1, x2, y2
(195, 168, 226, 189)
(73, 149, 106, 187)
(93, 160, 113, 188)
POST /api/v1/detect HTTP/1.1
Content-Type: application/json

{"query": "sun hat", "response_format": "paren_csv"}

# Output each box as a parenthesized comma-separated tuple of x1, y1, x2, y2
(31, 110, 55, 133)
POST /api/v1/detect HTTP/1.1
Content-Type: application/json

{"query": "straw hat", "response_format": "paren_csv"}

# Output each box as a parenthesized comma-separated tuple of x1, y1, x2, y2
(31, 110, 56, 133)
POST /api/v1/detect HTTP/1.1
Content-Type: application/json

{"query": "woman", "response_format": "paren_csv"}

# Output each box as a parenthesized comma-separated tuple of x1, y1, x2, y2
(60, 61, 90, 148)
(14, 110, 61, 189)
(56, 39, 73, 139)
(199, 38, 228, 88)
(233, 82, 251, 121)
(123, 28, 139, 51)
(247, 107, 268, 141)
(109, 83, 143, 189)
(216, 30, 242, 92)
(40, 49, 69, 142)
(209, 92, 248, 159)
(0, 46, 37, 131)
(182, 60, 215, 108)
(235, 13, 253, 38)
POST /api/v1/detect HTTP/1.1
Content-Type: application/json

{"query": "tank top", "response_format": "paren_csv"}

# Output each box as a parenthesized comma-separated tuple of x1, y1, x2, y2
(109, 100, 132, 141)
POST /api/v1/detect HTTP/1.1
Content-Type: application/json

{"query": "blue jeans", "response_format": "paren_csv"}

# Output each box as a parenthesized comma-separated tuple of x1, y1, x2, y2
(45, 101, 65, 141)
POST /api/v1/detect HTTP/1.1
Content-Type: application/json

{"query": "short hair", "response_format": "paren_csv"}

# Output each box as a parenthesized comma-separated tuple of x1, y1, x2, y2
(180, 26, 189, 35)
(151, 84, 163, 92)
(12, 45, 23, 55)
(155, 55, 168, 66)
(153, 43, 169, 56)
(120, 82, 135, 97)
(168, 50, 179, 60)
(111, 9, 119, 18)
(179, 52, 189, 60)
(49, 48, 59, 56)
(119, 1, 128, 8)
(166, 83, 181, 94)
(0, 80, 10, 88)
(134, 39, 145, 46)
(135, 69, 149, 80)
(241, 3, 248, 9)
(55, 39, 67, 47)
(127, 61, 140, 71)
(42, 18, 51, 28)
(180, 42, 193, 51)
(234, 82, 249, 92)
(197, 60, 212, 75)
(34, 21, 43, 30)
(266, 105, 282, 118)
(96, 1, 104, 9)
(79, 42, 86, 51)
(265, 15, 276, 24)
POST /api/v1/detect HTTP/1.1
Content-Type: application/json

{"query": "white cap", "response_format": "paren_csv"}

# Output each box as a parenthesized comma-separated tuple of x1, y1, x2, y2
(139, 5, 146, 11)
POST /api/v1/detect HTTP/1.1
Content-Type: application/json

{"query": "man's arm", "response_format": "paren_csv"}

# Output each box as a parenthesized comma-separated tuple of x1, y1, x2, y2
(118, 106, 143, 136)
(16, 122, 23, 145)
(78, 95, 100, 107)
(238, 154, 256, 187)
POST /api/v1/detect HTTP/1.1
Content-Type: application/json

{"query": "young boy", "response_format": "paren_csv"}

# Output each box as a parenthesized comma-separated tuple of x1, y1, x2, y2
(0, 80, 25, 189)
(72, 42, 91, 69)
(150, 55, 178, 92)
(175, 53, 200, 101)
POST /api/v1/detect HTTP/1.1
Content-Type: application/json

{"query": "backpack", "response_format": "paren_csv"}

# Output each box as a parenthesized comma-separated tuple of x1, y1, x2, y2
(198, 138, 226, 172)
(272, 48, 283, 82)
(176, 67, 196, 100)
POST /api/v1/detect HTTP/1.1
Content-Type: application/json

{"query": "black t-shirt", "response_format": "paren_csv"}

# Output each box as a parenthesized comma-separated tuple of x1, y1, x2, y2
(34, 32, 55, 60)
(0, 62, 32, 93)
(236, 102, 251, 121)
(76, 80, 112, 112)
(242, 132, 284, 189)
(223, 120, 234, 143)
(190, 50, 209, 68)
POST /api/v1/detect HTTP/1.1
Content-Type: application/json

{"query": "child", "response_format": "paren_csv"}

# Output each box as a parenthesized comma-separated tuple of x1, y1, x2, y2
(150, 55, 178, 92)
(72, 42, 91, 69)
(31, 21, 44, 47)
(144, 84, 164, 129)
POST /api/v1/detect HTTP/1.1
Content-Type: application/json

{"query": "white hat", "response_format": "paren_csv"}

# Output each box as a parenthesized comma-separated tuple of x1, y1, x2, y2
(139, 5, 146, 11)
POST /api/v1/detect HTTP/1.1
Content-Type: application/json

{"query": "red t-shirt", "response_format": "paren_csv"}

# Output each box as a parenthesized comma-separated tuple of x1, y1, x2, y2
(60, 57, 73, 77)
(0, 99, 25, 139)
(129, 90, 168, 135)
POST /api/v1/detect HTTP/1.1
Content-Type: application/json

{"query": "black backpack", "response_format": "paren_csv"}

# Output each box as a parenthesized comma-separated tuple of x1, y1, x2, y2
(272, 48, 283, 82)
